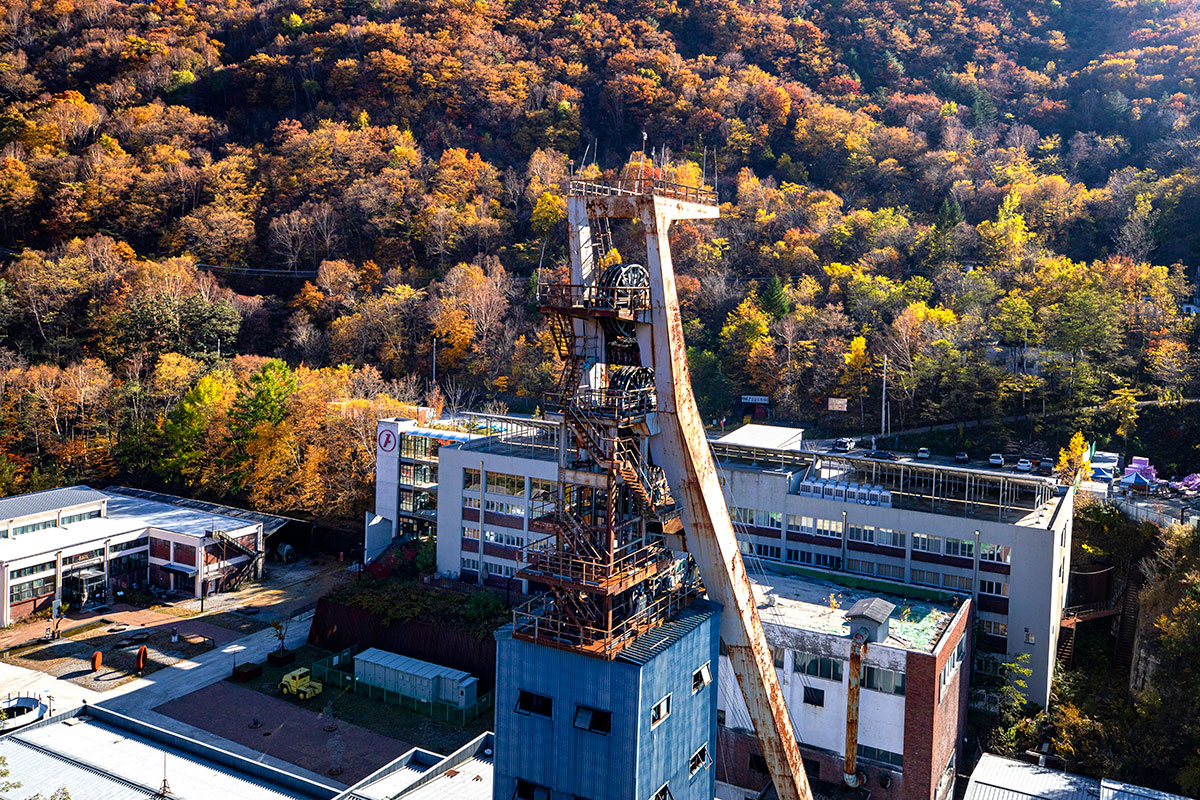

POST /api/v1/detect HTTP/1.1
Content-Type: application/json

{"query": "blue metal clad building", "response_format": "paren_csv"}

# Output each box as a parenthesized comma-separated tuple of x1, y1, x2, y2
(493, 599, 721, 800)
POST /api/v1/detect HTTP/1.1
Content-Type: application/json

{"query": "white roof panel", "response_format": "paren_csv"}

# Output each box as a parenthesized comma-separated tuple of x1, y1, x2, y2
(715, 424, 805, 451)
(0, 492, 256, 563)
(4, 717, 319, 800)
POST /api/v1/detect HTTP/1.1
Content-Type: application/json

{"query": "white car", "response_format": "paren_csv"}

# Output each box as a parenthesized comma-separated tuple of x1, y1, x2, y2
(916, 447, 931, 459)
(832, 438, 856, 453)
(1016, 458, 1034, 472)
(989, 453, 1005, 467)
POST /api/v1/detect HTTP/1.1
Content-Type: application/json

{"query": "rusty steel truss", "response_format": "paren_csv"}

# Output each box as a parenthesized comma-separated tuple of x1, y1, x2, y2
(513, 175, 815, 800)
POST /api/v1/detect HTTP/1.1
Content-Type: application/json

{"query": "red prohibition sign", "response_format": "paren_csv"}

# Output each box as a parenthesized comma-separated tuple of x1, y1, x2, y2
(377, 429, 397, 452)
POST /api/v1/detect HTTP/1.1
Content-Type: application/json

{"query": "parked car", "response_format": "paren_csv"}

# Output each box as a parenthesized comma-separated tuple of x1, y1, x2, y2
(832, 437, 856, 453)
(1037, 458, 1056, 476)
(867, 450, 898, 460)
(1016, 458, 1034, 472)
(955, 451, 969, 463)
(989, 453, 1005, 467)
(916, 447, 931, 459)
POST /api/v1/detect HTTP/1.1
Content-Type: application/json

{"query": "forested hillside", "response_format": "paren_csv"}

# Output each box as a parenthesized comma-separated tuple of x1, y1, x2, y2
(1, 0, 1199, 512)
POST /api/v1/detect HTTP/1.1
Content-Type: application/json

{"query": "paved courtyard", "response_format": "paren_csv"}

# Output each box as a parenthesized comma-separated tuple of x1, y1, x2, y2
(155, 681, 414, 783)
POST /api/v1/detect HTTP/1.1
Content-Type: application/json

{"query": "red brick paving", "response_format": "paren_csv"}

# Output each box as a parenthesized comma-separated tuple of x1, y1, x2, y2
(154, 681, 414, 784)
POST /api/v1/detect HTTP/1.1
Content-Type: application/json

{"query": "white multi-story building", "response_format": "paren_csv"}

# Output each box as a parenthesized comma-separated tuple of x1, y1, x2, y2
(716, 570, 972, 800)
(433, 417, 560, 590)
(428, 421, 1073, 707)
(365, 416, 482, 561)
(0, 485, 265, 625)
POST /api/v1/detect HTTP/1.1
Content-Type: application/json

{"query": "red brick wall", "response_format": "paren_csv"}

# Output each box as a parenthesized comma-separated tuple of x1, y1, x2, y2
(149, 537, 170, 560)
(173, 542, 196, 566)
(903, 600, 972, 800)
(9, 594, 53, 622)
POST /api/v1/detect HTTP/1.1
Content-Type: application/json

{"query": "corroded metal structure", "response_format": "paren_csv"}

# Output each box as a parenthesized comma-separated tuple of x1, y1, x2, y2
(515, 176, 814, 800)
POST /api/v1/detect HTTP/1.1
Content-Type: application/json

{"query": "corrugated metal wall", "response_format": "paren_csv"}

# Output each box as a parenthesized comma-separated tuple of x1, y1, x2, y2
(492, 608, 720, 800)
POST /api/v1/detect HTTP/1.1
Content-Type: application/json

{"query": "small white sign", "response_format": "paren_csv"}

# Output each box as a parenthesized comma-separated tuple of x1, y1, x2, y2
(828, 398, 849, 412)
(742, 395, 770, 405)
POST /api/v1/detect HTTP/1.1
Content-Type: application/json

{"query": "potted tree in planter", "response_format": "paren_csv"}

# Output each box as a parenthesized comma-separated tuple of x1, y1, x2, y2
(267, 621, 295, 666)
(232, 657, 263, 681)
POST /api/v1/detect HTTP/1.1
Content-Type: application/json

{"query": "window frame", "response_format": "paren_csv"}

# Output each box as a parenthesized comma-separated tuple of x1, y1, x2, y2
(650, 693, 671, 729)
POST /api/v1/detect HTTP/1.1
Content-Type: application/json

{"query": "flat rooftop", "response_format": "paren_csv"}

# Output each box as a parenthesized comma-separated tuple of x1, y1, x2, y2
(0, 706, 339, 800)
(715, 424, 804, 451)
(0, 491, 255, 563)
(748, 569, 958, 653)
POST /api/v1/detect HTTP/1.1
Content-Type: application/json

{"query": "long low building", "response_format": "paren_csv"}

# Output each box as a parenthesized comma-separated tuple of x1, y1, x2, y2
(0, 704, 343, 800)
(425, 419, 1073, 707)
(0, 485, 265, 625)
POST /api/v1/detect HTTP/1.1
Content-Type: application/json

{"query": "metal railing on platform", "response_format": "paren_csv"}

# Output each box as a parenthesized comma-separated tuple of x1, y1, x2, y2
(570, 179, 717, 205)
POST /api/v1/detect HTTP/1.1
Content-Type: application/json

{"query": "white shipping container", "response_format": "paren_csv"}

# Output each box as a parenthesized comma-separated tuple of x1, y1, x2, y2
(353, 648, 479, 708)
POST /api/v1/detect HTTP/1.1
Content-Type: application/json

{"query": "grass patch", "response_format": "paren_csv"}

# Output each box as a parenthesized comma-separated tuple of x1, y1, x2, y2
(231, 644, 489, 755)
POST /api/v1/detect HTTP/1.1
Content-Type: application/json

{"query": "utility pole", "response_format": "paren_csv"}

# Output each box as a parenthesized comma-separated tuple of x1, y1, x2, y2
(881, 354, 888, 437)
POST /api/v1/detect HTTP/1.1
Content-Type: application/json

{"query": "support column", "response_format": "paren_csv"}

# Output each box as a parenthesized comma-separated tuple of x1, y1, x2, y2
(640, 195, 812, 800)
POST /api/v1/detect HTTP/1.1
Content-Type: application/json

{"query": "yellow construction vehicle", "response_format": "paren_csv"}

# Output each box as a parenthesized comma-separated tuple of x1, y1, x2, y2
(278, 668, 323, 700)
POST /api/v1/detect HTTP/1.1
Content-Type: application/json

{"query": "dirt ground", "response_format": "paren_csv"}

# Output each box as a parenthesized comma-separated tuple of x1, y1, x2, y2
(155, 680, 416, 783)
(5, 612, 245, 691)
(227, 645, 492, 756)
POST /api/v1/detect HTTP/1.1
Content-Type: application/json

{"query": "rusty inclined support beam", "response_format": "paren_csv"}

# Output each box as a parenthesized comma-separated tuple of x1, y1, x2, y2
(578, 188, 816, 800)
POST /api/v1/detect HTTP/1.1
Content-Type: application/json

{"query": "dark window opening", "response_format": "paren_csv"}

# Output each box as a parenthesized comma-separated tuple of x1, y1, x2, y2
(515, 690, 553, 718)
(515, 779, 550, 800)
(803, 686, 825, 707)
(573, 705, 612, 734)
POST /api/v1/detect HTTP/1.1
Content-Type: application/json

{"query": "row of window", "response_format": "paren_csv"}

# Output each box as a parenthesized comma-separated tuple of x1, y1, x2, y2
(10, 560, 55, 580)
(111, 536, 149, 553)
(846, 558, 904, 581)
(784, 649, 906, 695)
(910, 568, 974, 593)
(731, 507, 784, 530)
(743, 510, 1015, 566)
(10, 576, 55, 603)
(110, 551, 148, 575)
(486, 500, 526, 517)
(848, 525, 906, 549)
(752, 541, 1013, 605)
(981, 620, 1008, 637)
(60, 510, 101, 525)
(398, 434, 436, 460)
(9, 519, 57, 537)
(464, 469, 527, 497)
(399, 464, 434, 485)
(939, 639, 968, 701)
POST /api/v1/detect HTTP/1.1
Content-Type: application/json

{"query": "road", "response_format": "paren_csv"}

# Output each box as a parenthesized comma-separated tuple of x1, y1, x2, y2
(808, 397, 1200, 451)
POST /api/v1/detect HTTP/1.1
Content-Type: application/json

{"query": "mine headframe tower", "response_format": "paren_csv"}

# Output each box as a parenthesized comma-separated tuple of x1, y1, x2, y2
(513, 173, 815, 800)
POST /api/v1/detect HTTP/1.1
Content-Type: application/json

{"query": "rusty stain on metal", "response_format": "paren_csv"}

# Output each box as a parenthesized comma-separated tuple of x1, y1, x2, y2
(844, 632, 867, 787)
